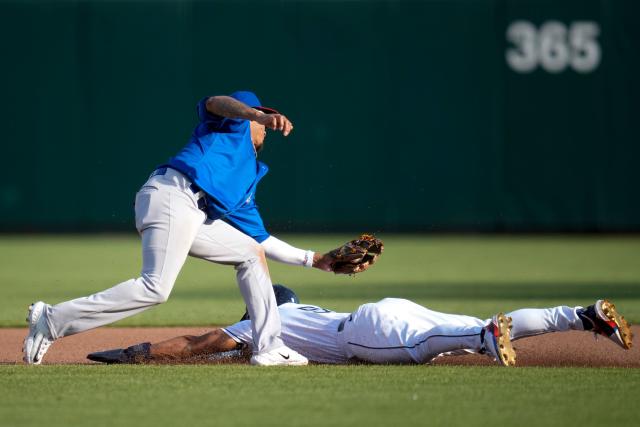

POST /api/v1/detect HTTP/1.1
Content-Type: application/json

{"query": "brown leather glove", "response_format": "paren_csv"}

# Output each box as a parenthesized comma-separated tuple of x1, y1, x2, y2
(327, 234, 384, 275)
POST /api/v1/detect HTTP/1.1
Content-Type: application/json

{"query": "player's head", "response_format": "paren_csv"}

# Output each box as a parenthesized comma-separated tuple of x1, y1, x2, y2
(230, 90, 279, 153)
(272, 284, 300, 305)
(250, 120, 267, 152)
(230, 91, 278, 115)
(240, 284, 299, 321)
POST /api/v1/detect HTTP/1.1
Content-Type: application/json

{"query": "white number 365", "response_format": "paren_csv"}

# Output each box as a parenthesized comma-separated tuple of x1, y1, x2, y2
(506, 20, 601, 74)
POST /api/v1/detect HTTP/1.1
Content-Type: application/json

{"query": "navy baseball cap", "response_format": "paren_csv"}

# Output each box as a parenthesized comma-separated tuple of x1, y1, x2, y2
(239, 284, 299, 321)
(273, 284, 300, 305)
(230, 90, 280, 115)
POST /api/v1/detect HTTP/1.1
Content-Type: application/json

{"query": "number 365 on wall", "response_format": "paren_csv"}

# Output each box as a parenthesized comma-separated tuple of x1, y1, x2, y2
(506, 21, 601, 74)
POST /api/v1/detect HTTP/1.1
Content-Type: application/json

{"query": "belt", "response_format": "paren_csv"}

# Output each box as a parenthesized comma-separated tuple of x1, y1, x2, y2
(337, 314, 352, 332)
(150, 167, 207, 211)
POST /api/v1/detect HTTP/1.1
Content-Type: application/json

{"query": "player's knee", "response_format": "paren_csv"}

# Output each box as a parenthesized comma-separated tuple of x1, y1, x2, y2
(254, 244, 266, 261)
(139, 274, 173, 304)
(235, 243, 265, 269)
(153, 290, 171, 304)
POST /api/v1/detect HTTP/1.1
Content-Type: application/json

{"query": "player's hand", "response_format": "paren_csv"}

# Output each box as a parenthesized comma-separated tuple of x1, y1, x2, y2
(255, 113, 293, 136)
(320, 235, 384, 275)
(312, 253, 334, 272)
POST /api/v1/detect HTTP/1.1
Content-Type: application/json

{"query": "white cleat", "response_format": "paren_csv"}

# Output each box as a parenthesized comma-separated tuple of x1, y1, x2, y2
(250, 346, 308, 366)
(23, 301, 55, 365)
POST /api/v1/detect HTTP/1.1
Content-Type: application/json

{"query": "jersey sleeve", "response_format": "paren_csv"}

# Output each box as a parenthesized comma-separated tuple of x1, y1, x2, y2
(195, 96, 248, 135)
(222, 320, 253, 345)
(196, 97, 224, 126)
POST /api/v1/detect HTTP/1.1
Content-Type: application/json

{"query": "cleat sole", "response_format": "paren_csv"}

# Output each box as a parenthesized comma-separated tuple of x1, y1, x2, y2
(495, 314, 517, 367)
(601, 300, 633, 350)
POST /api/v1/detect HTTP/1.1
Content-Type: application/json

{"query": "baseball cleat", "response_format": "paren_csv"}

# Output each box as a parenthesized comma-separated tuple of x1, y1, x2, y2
(481, 313, 516, 367)
(250, 345, 308, 366)
(23, 301, 55, 365)
(578, 299, 633, 350)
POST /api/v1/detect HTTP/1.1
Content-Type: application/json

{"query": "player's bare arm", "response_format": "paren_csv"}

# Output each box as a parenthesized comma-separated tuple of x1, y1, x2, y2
(150, 329, 238, 360)
(86, 329, 241, 364)
(206, 96, 293, 136)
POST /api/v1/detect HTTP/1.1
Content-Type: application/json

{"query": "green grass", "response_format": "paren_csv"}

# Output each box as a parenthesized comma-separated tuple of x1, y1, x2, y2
(1, 234, 640, 326)
(1, 364, 639, 427)
(2, 234, 639, 427)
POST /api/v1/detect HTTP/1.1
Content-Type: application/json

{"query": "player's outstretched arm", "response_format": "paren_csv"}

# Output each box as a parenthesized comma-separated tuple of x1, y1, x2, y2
(206, 96, 293, 136)
(206, 96, 263, 120)
(261, 235, 384, 274)
(260, 235, 337, 272)
(87, 329, 241, 364)
(261, 235, 317, 269)
(150, 329, 240, 360)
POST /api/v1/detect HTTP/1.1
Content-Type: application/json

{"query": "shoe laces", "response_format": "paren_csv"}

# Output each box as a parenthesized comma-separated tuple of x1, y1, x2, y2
(33, 338, 52, 364)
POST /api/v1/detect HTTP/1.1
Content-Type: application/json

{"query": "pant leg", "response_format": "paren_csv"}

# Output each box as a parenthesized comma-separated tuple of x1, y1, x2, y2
(46, 171, 206, 339)
(189, 219, 284, 353)
(506, 306, 584, 340)
(340, 299, 484, 364)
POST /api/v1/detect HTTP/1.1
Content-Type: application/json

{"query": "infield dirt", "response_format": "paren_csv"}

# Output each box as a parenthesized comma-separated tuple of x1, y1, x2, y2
(1, 326, 638, 367)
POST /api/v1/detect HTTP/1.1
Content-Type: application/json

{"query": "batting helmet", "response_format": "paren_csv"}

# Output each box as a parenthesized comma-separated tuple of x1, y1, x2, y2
(240, 284, 300, 321)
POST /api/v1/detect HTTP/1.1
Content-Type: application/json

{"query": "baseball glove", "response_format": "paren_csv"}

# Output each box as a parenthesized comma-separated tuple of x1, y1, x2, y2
(328, 234, 384, 275)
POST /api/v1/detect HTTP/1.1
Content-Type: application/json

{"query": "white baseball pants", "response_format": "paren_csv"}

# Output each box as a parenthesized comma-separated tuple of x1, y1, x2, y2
(45, 168, 284, 353)
(338, 298, 585, 364)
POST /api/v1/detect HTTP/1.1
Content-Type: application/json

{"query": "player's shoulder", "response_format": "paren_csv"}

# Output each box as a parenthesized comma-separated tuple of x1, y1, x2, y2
(375, 297, 416, 307)
(279, 302, 306, 310)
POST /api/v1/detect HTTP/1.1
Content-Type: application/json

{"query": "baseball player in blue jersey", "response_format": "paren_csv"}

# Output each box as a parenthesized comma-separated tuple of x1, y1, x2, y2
(23, 91, 354, 366)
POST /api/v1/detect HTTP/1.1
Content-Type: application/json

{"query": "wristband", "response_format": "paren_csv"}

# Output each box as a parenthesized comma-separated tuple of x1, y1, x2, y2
(303, 250, 315, 268)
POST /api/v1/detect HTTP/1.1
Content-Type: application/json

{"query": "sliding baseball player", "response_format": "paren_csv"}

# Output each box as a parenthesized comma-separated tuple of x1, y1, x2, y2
(88, 285, 632, 366)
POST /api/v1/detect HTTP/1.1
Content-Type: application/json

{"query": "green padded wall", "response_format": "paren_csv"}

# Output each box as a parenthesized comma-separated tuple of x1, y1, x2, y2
(1, 0, 638, 231)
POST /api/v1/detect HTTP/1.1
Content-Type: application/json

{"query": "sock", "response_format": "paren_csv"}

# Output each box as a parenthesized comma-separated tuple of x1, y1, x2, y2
(576, 306, 594, 331)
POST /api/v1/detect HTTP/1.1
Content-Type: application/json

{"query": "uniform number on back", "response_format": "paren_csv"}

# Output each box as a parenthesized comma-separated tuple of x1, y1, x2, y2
(297, 305, 332, 314)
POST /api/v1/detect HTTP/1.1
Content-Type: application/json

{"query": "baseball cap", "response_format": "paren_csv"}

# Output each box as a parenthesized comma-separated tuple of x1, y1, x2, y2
(272, 284, 300, 305)
(230, 90, 280, 115)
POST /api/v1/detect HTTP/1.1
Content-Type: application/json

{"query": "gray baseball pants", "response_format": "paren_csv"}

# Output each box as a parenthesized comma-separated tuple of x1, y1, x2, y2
(44, 168, 284, 353)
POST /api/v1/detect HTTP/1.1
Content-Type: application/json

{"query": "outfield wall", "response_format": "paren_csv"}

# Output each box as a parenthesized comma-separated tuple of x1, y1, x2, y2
(1, 0, 638, 232)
